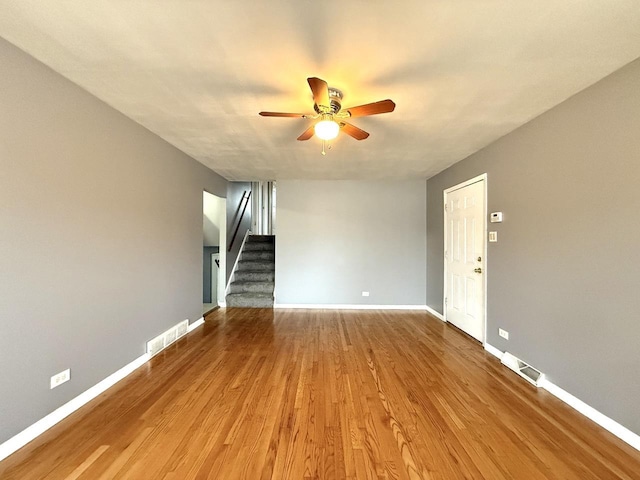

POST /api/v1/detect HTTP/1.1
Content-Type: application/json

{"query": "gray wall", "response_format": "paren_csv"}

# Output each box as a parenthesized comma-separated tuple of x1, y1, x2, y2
(226, 182, 252, 282)
(276, 181, 427, 305)
(427, 58, 640, 435)
(0, 38, 227, 444)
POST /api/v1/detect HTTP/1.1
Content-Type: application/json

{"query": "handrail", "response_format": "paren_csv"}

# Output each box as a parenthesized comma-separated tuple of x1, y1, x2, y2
(228, 190, 251, 252)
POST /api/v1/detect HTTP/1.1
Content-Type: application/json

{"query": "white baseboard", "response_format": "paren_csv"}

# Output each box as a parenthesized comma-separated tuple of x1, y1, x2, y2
(274, 304, 430, 311)
(425, 305, 445, 322)
(484, 342, 504, 360)
(0, 316, 207, 463)
(484, 342, 639, 452)
(0, 353, 150, 462)
(188, 317, 205, 332)
(539, 378, 640, 452)
(217, 301, 226, 308)
(274, 304, 445, 319)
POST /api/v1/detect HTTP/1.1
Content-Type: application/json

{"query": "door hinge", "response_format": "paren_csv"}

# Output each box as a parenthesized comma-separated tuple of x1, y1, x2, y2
(444, 297, 448, 305)
(444, 204, 448, 212)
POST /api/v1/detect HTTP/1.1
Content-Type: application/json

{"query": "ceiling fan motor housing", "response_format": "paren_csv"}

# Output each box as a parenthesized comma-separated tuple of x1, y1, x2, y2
(314, 87, 343, 114)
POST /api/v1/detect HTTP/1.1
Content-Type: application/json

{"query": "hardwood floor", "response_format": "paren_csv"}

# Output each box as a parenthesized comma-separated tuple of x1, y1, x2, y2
(1, 308, 639, 479)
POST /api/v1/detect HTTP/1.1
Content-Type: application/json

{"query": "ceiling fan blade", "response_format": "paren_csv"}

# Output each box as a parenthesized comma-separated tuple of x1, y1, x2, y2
(340, 122, 370, 140)
(307, 77, 330, 109)
(344, 99, 396, 118)
(259, 111, 307, 117)
(297, 125, 315, 141)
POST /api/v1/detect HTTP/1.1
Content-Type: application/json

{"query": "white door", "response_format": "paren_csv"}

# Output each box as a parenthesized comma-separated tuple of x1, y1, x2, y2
(444, 177, 486, 342)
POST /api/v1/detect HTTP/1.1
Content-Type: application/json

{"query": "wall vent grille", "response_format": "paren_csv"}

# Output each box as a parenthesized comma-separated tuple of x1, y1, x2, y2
(501, 352, 545, 387)
(176, 320, 189, 338)
(146, 335, 165, 357)
(163, 328, 177, 346)
(146, 319, 190, 357)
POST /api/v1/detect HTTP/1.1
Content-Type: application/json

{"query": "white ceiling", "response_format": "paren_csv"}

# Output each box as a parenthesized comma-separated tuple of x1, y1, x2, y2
(1, 1, 639, 181)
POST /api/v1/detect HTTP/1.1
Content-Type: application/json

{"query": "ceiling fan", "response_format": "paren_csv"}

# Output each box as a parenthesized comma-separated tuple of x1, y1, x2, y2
(259, 77, 396, 154)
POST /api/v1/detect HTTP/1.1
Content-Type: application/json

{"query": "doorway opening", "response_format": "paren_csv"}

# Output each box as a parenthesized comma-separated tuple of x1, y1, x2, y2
(443, 174, 487, 343)
(251, 181, 276, 235)
(203, 191, 226, 314)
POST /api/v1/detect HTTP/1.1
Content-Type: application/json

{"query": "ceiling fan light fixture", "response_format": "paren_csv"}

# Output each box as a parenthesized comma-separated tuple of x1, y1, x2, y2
(259, 77, 395, 147)
(314, 117, 339, 141)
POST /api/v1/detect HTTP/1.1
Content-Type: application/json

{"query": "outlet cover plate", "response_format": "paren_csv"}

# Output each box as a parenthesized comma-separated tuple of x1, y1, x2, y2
(50, 369, 71, 389)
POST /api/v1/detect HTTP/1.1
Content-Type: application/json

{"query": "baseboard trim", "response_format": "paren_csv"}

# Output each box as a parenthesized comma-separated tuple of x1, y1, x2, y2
(484, 343, 639, 452)
(0, 352, 150, 462)
(425, 306, 445, 322)
(484, 342, 504, 360)
(0, 315, 207, 463)
(188, 317, 205, 332)
(539, 378, 640, 452)
(274, 304, 429, 311)
(274, 303, 446, 319)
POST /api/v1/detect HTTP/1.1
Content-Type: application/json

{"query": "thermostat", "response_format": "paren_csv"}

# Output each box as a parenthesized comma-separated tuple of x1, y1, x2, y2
(490, 212, 503, 223)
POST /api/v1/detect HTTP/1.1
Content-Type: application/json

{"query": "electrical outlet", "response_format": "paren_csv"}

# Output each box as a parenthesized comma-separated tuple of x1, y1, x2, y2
(362, 291, 370, 297)
(489, 231, 498, 242)
(50, 369, 71, 389)
(499, 328, 509, 340)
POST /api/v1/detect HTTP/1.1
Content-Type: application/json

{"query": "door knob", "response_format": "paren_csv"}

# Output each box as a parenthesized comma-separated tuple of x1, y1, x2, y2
(474, 268, 482, 273)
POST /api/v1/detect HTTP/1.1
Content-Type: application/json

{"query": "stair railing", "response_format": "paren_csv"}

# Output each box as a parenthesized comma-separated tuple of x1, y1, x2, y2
(228, 190, 251, 252)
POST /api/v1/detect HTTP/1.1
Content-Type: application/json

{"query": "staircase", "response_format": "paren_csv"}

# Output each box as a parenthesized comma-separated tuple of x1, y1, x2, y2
(226, 235, 275, 308)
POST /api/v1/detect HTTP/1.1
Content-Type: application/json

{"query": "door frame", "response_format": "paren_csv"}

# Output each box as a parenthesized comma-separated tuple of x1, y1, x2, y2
(203, 190, 227, 307)
(211, 252, 220, 305)
(443, 173, 488, 344)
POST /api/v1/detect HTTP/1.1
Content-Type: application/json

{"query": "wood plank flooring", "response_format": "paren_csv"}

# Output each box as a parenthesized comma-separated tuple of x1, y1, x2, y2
(1, 308, 639, 479)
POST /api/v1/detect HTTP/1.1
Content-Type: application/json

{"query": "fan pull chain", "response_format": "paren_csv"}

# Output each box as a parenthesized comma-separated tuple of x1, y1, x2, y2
(321, 140, 333, 155)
